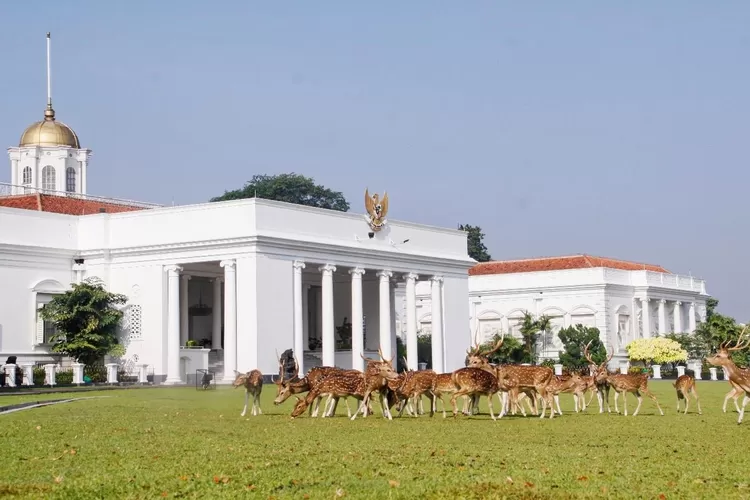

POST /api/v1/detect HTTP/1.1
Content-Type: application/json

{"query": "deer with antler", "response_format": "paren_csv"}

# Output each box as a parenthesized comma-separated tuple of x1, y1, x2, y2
(271, 352, 350, 417)
(589, 344, 664, 416)
(232, 369, 263, 417)
(583, 340, 613, 413)
(350, 349, 401, 420)
(466, 333, 557, 419)
(706, 326, 750, 424)
(673, 373, 701, 415)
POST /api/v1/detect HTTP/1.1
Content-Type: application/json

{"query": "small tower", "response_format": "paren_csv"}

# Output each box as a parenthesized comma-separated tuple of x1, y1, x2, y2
(7, 32, 91, 195)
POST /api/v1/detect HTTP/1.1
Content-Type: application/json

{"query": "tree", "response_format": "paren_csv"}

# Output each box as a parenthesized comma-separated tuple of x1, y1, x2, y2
(691, 297, 748, 366)
(557, 325, 607, 368)
(210, 173, 350, 211)
(517, 311, 551, 364)
(473, 333, 528, 365)
(39, 277, 128, 366)
(458, 224, 491, 262)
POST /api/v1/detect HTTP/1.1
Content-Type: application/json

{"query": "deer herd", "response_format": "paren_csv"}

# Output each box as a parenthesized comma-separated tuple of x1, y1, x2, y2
(230, 326, 750, 425)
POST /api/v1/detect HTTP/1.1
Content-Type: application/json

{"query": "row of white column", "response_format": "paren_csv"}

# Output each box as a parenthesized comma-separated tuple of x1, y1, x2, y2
(165, 260, 238, 384)
(639, 297, 697, 337)
(292, 261, 446, 375)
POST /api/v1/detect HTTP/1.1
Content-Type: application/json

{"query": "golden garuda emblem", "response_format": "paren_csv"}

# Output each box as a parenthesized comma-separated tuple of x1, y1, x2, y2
(364, 188, 389, 231)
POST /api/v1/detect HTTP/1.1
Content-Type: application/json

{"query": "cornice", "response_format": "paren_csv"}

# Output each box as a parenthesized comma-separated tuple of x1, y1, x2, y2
(0, 243, 76, 259)
(78, 234, 475, 274)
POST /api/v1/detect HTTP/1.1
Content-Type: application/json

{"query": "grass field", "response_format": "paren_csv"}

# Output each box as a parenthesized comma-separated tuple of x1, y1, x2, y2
(1, 380, 748, 499)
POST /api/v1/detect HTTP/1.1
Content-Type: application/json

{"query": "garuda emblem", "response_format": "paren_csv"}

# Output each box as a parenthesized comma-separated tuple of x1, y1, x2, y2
(364, 188, 389, 231)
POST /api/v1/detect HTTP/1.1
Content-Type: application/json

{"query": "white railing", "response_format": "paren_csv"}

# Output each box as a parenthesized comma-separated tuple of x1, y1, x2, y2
(0, 182, 162, 209)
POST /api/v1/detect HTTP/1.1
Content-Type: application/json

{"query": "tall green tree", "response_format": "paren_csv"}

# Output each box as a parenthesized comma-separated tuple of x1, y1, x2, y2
(691, 297, 748, 365)
(557, 325, 607, 368)
(458, 224, 492, 262)
(517, 311, 551, 364)
(210, 173, 350, 211)
(474, 333, 528, 365)
(39, 277, 128, 366)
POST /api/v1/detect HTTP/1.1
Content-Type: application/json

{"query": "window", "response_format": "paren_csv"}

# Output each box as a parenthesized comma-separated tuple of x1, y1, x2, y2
(22, 166, 32, 185)
(43, 319, 57, 344)
(66, 167, 76, 192)
(42, 166, 56, 191)
(127, 305, 143, 340)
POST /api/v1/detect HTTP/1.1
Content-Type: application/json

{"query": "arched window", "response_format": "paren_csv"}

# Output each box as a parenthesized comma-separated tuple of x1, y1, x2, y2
(42, 166, 56, 191)
(66, 167, 76, 192)
(22, 166, 32, 185)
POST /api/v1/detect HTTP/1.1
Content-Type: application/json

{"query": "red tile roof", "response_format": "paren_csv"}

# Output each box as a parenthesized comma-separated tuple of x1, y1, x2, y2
(469, 254, 670, 276)
(0, 194, 147, 215)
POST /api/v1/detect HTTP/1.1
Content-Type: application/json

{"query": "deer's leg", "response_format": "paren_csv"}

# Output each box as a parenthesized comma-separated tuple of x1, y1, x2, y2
(641, 387, 663, 416)
(240, 389, 249, 417)
(321, 395, 333, 418)
(450, 390, 467, 417)
(554, 394, 562, 415)
(723, 390, 732, 413)
(613, 391, 620, 414)
(676, 390, 682, 413)
(486, 393, 497, 421)
(692, 387, 702, 415)
(631, 391, 642, 417)
(573, 393, 579, 413)
(738, 394, 749, 424)
(350, 393, 369, 421)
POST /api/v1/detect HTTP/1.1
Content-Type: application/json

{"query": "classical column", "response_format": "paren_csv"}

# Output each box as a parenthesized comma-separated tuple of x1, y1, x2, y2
(180, 275, 191, 346)
(350, 267, 366, 371)
(641, 298, 651, 338)
(319, 264, 336, 366)
(220, 260, 237, 381)
(673, 301, 682, 333)
(404, 273, 419, 371)
(430, 276, 444, 373)
(657, 299, 666, 335)
(688, 302, 697, 333)
(212, 277, 222, 349)
(293, 261, 306, 374)
(164, 265, 183, 384)
(377, 270, 393, 360)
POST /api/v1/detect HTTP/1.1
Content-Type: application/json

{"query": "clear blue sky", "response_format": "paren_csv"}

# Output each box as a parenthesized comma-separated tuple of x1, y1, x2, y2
(1, 2, 748, 318)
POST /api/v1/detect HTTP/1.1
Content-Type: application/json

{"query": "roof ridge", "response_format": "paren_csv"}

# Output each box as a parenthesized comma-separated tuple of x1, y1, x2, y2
(477, 254, 585, 265)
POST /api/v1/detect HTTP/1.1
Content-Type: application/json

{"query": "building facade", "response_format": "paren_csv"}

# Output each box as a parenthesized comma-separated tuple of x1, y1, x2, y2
(396, 255, 709, 364)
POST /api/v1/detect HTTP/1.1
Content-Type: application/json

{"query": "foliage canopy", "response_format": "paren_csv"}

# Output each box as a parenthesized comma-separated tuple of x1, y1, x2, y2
(39, 277, 128, 366)
(458, 224, 492, 262)
(556, 324, 607, 368)
(626, 337, 688, 365)
(210, 173, 350, 212)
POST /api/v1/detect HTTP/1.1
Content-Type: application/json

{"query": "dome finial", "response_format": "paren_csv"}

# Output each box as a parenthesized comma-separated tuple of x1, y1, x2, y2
(46, 32, 52, 110)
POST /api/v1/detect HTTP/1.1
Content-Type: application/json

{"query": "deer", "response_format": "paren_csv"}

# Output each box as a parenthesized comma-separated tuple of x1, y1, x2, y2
(271, 354, 352, 417)
(706, 327, 750, 424)
(290, 370, 366, 418)
(450, 366, 500, 420)
(395, 368, 437, 417)
(350, 349, 401, 420)
(466, 334, 556, 419)
(583, 340, 613, 413)
(545, 372, 585, 415)
(673, 374, 701, 415)
(590, 345, 664, 416)
(232, 369, 263, 417)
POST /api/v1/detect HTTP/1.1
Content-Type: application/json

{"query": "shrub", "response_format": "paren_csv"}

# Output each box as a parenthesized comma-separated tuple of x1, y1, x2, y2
(56, 369, 73, 385)
(626, 337, 688, 365)
(33, 367, 45, 385)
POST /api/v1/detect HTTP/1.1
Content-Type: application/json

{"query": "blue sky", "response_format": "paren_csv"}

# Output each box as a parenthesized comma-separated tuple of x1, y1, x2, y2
(1, 2, 748, 317)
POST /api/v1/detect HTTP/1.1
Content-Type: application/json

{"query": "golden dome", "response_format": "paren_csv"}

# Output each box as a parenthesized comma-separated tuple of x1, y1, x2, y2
(19, 105, 80, 148)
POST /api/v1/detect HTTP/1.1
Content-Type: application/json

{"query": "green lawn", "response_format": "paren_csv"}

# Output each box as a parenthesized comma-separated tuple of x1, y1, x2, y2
(0, 380, 748, 499)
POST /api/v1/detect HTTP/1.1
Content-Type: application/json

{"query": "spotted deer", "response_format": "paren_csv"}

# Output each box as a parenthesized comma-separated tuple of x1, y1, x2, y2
(706, 328, 750, 424)
(592, 346, 664, 416)
(583, 341, 613, 413)
(351, 350, 401, 420)
(271, 353, 346, 416)
(673, 374, 701, 415)
(544, 372, 585, 415)
(396, 369, 437, 417)
(466, 334, 556, 419)
(450, 367, 500, 420)
(290, 370, 366, 418)
(232, 369, 263, 417)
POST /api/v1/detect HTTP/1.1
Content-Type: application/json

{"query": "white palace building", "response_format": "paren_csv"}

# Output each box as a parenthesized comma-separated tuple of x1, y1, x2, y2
(0, 36, 710, 384)
(0, 99, 477, 384)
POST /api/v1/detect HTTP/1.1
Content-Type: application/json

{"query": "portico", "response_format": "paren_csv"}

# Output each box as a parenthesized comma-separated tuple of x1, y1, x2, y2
(161, 256, 449, 384)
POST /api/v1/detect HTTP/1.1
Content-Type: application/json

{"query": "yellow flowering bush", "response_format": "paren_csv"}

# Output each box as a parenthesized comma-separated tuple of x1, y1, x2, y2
(626, 337, 688, 364)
